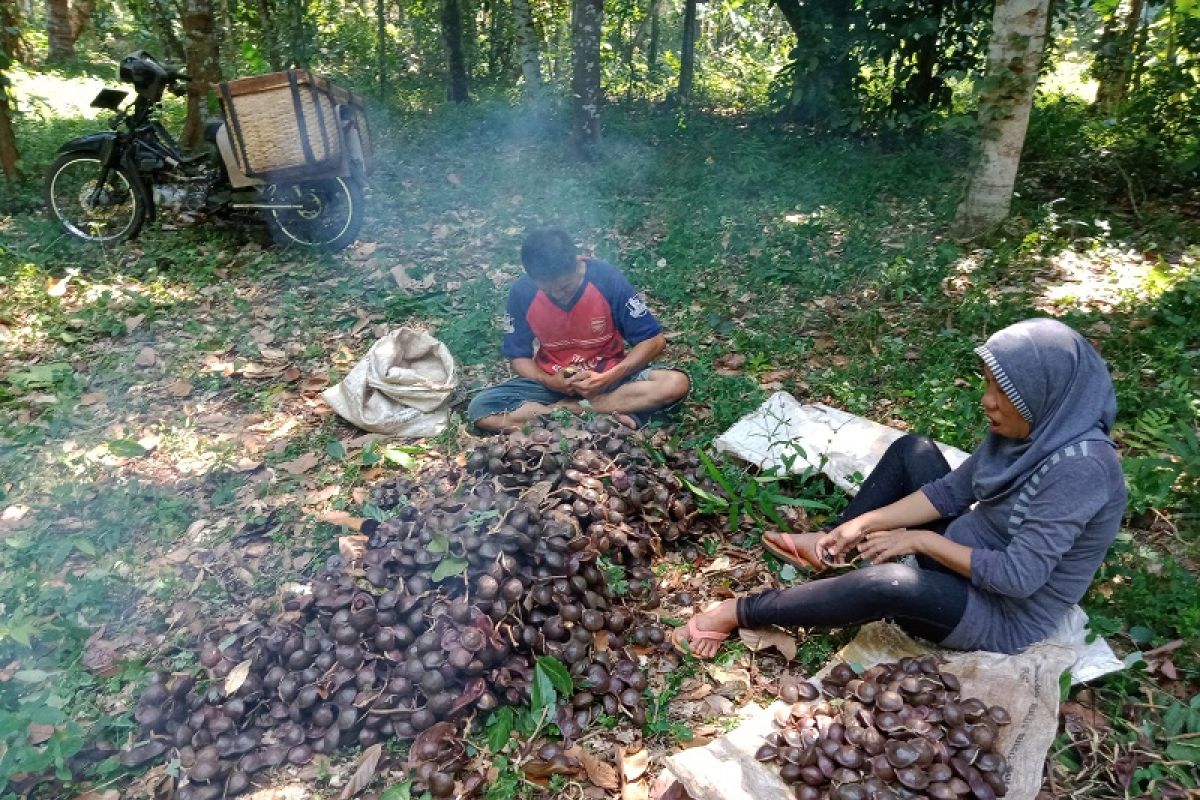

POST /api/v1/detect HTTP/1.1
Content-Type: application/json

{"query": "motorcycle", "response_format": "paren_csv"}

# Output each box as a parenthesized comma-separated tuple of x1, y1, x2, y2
(44, 52, 368, 252)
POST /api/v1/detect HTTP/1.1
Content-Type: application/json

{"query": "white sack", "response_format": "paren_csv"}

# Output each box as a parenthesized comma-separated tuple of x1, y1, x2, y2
(321, 328, 457, 437)
(713, 391, 970, 492)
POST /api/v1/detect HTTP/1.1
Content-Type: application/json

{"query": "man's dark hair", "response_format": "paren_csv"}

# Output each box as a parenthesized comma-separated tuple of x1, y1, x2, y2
(521, 227, 578, 281)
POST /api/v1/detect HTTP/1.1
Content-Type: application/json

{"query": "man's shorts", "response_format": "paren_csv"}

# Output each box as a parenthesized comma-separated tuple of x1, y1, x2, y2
(466, 365, 689, 427)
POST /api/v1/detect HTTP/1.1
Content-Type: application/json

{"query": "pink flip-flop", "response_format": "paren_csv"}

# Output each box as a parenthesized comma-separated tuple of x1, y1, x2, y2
(672, 614, 731, 658)
(763, 532, 823, 571)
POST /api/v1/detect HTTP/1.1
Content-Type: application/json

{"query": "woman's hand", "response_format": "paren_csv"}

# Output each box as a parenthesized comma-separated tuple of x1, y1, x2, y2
(817, 519, 870, 562)
(858, 528, 935, 564)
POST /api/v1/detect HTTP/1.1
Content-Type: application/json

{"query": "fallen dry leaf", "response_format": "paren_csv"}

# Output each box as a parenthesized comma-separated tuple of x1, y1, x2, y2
(135, 347, 157, 367)
(700, 556, 733, 574)
(706, 665, 751, 696)
(224, 659, 252, 694)
(675, 679, 713, 702)
(339, 742, 383, 799)
(739, 627, 797, 661)
(391, 265, 437, 293)
(283, 366, 302, 381)
(339, 534, 368, 563)
(71, 790, 120, 800)
(567, 746, 620, 791)
(306, 486, 340, 504)
(279, 452, 320, 475)
(168, 380, 192, 398)
(28, 722, 56, 745)
(703, 694, 735, 717)
(621, 747, 649, 783)
(79, 391, 107, 406)
(124, 314, 145, 332)
(322, 511, 365, 530)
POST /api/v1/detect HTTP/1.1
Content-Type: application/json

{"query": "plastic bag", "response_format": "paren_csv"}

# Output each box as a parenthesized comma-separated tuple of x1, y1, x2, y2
(321, 328, 457, 437)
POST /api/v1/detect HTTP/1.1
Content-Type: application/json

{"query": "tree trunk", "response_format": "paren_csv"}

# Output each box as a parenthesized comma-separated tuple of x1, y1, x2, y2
(647, 0, 659, 79)
(179, 0, 220, 151)
(377, 0, 387, 98)
(511, 0, 543, 95)
(1093, 0, 1143, 114)
(570, 0, 602, 155)
(255, 0, 284, 70)
(954, 0, 1051, 237)
(68, 0, 94, 43)
(0, 1, 21, 179)
(441, 0, 469, 102)
(676, 0, 697, 101)
(46, 0, 72, 61)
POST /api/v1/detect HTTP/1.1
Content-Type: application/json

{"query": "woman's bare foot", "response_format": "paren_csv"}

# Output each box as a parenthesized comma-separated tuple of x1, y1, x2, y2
(672, 600, 739, 659)
(762, 531, 826, 570)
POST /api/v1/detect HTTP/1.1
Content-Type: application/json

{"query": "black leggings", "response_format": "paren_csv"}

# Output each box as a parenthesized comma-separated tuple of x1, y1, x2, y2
(737, 434, 969, 643)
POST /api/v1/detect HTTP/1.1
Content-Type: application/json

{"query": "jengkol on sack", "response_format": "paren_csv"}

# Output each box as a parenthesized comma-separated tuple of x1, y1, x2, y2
(321, 329, 457, 437)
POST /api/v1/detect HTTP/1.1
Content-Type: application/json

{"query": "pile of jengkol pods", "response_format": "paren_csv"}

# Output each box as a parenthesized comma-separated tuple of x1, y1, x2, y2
(762, 659, 1012, 800)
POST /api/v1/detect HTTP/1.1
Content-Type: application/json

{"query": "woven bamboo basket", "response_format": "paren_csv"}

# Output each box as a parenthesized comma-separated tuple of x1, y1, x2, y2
(218, 70, 371, 180)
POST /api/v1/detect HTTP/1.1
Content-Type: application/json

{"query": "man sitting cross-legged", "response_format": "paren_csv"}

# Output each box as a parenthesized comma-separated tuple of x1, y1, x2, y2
(468, 227, 690, 433)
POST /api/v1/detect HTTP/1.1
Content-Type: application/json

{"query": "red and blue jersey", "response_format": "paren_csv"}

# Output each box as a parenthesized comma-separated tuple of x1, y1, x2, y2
(502, 259, 662, 375)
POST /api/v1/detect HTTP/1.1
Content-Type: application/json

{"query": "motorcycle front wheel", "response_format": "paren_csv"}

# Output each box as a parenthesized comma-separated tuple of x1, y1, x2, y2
(263, 177, 364, 252)
(44, 153, 148, 244)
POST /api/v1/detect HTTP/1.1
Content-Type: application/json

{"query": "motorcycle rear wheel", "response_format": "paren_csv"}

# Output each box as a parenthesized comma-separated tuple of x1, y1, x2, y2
(44, 153, 148, 244)
(263, 177, 364, 252)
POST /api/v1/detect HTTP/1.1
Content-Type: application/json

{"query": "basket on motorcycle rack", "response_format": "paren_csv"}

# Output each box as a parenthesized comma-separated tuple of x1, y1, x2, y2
(217, 69, 372, 180)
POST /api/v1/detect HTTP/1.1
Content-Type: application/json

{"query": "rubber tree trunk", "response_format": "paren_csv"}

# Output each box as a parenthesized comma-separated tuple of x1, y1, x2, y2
(0, 1, 20, 179)
(68, 0, 94, 43)
(377, 0, 387, 99)
(676, 0, 697, 100)
(511, 0, 543, 96)
(46, 0, 72, 61)
(570, 0, 602, 155)
(255, 0, 284, 70)
(441, 0, 470, 102)
(647, 0, 660, 79)
(180, 0, 221, 151)
(954, 0, 1051, 237)
(1094, 0, 1144, 114)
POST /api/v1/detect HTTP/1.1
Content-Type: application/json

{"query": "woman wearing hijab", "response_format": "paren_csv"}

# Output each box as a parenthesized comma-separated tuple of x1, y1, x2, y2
(673, 318, 1128, 657)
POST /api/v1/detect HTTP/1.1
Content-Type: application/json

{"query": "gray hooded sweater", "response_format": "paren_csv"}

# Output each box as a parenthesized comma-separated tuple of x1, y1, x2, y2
(922, 319, 1127, 654)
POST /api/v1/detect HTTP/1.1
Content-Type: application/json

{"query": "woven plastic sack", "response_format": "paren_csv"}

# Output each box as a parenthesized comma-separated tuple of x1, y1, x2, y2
(321, 329, 457, 437)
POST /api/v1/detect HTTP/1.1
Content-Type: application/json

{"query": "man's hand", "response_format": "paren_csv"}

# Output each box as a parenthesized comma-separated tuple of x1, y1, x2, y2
(541, 370, 579, 396)
(566, 369, 616, 399)
(857, 528, 934, 564)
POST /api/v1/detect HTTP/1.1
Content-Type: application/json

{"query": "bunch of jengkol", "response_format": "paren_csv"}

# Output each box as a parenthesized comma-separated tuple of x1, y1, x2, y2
(122, 416, 705, 799)
(761, 658, 1012, 800)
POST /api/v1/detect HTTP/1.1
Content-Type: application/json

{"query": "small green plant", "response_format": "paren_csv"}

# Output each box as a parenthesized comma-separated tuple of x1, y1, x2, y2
(642, 651, 698, 743)
(596, 556, 630, 596)
(1121, 409, 1200, 519)
(682, 451, 829, 530)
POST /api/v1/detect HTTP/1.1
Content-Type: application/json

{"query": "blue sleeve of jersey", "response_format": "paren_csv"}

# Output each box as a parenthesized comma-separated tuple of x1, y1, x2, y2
(501, 280, 538, 360)
(591, 260, 662, 346)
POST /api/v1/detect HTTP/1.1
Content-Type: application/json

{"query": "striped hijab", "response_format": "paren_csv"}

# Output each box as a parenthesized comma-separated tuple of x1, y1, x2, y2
(970, 318, 1118, 503)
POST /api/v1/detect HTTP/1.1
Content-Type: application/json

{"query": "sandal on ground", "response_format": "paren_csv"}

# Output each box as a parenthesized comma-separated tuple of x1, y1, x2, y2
(671, 615, 731, 658)
(762, 531, 824, 571)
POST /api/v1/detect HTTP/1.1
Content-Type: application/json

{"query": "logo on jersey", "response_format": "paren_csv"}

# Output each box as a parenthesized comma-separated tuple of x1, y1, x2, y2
(590, 317, 607, 333)
(626, 294, 650, 318)
(502, 314, 515, 334)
